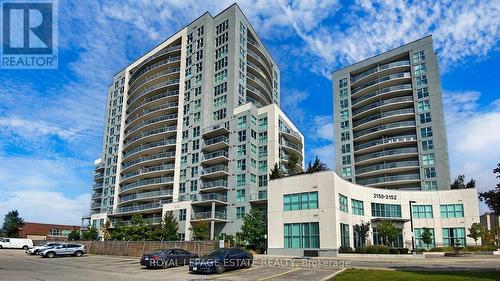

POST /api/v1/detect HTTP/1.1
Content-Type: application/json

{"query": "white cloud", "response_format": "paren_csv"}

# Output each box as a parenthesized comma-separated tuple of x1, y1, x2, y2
(0, 117, 76, 140)
(310, 144, 335, 170)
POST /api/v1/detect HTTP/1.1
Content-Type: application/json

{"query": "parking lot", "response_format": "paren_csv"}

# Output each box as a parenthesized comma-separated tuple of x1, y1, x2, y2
(0, 250, 339, 281)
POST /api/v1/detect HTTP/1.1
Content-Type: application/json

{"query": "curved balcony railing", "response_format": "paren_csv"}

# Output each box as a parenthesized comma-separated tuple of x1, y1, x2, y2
(201, 165, 228, 175)
(352, 73, 411, 95)
(123, 139, 176, 160)
(281, 140, 301, 151)
(355, 147, 418, 163)
(122, 163, 175, 180)
(91, 203, 101, 209)
(129, 55, 180, 85)
(124, 125, 177, 148)
(357, 174, 420, 185)
(356, 160, 419, 175)
(129, 45, 181, 80)
(120, 189, 173, 203)
(127, 102, 178, 124)
(127, 90, 179, 113)
(353, 108, 414, 127)
(125, 113, 178, 137)
(247, 48, 273, 75)
(112, 202, 165, 215)
(91, 192, 102, 199)
(354, 135, 417, 151)
(128, 78, 180, 105)
(247, 71, 272, 95)
(352, 95, 414, 116)
(192, 211, 227, 220)
(352, 84, 413, 106)
(247, 61, 272, 88)
(121, 176, 174, 192)
(351, 60, 410, 83)
(353, 121, 416, 139)
(122, 150, 176, 169)
(129, 67, 181, 97)
(201, 180, 228, 189)
(247, 84, 272, 104)
(280, 127, 302, 141)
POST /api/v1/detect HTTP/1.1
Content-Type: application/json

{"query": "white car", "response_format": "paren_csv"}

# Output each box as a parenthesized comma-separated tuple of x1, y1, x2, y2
(26, 242, 62, 255)
(0, 238, 34, 251)
(39, 243, 86, 258)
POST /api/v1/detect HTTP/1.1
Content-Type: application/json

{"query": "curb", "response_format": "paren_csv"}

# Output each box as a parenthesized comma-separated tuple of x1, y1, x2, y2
(321, 268, 347, 280)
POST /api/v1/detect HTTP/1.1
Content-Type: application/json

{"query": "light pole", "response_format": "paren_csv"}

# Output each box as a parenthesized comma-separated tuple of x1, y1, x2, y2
(409, 200, 416, 254)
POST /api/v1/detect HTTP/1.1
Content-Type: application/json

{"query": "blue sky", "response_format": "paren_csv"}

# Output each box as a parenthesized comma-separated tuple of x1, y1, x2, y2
(0, 0, 499, 225)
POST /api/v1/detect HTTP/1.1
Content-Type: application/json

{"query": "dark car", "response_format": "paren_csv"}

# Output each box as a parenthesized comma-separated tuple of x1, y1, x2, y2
(140, 248, 198, 269)
(189, 248, 253, 274)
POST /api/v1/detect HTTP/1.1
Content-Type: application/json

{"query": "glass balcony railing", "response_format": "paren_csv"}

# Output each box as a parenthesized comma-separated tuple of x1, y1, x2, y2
(202, 150, 228, 161)
(355, 147, 418, 162)
(281, 141, 301, 151)
(94, 173, 104, 179)
(128, 78, 180, 105)
(121, 176, 174, 192)
(129, 55, 181, 84)
(121, 163, 175, 180)
(123, 139, 176, 159)
(354, 135, 417, 151)
(201, 180, 228, 189)
(352, 95, 414, 116)
(91, 192, 102, 199)
(118, 216, 162, 226)
(112, 201, 167, 214)
(356, 160, 420, 175)
(351, 60, 410, 83)
(204, 135, 229, 146)
(129, 45, 181, 79)
(127, 90, 179, 112)
(280, 127, 302, 141)
(352, 84, 413, 106)
(124, 125, 177, 147)
(247, 84, 272, 104)
(188, 193, 228, 203)
(203, 121, 229, 134)
(192, 211, 227, 220)
(247, 71, 272, 94)
(127, 102, 178, 124)
(129, 67, 181, 94)
(353, 121, 416, 139)
(353, 108, 414, 127)
(90, 203, 101, 209)
(352, 73, 411, 95)
(250, 191, 268, 201)
(357, 174, 420, 185)
(119, 189, 173, 203)
(201, 165, 228, 175)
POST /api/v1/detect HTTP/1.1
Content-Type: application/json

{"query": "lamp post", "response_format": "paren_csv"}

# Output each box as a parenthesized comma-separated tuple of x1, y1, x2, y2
(409, 200, 416, 254)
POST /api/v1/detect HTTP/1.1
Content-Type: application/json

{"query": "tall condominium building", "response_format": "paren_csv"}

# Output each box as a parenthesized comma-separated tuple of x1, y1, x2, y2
(332, 36, 450, 191)
(85, 4, 304, 240)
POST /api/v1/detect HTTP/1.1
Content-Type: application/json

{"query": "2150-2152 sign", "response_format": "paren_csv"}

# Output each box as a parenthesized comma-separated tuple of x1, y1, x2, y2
(373, 193, 397, 200)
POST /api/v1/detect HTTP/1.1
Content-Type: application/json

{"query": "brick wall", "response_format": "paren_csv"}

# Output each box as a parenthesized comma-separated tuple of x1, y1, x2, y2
(18, 222, 80, 239)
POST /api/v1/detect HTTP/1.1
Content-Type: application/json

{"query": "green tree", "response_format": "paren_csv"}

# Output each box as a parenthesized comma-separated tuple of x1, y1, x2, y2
(68, 230, 81, 241)
(306, 156, 329, 173)
(479, 162, 500, 215)
(269, 163, 284, 180)
(81, 225, 99, 241)
(2, 210, 24, 237)
(125, 214, 148, 241)
(283, 153, 302, 176)
(190, 221, 209, 241)
(240, 208, 266, 251)
(467, 223, 484, 245)
(420, 227, 433, 250)
(377, 220, 399, 247)
(110, 222, 126, 241)
(158, 212, 178, 241)
(451, 174, 476, 189)
(353, 221, 370, 247)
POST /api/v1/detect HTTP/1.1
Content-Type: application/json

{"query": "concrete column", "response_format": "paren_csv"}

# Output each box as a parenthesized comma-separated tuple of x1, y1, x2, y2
(210, 201, 216, 239)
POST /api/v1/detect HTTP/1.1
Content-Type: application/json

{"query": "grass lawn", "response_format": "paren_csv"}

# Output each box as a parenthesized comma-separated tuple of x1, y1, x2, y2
(333, 269, 500, 281)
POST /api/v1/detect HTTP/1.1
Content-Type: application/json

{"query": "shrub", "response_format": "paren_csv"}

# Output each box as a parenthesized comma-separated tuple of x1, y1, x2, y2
(389, 248, 399, 254)
(429, 247, 454, 252)
(462, 245, 499, 252)
(365, 245, 389, 254)
(398, 248, 409, 254)
(339, 246, 354, 253)
(355, 246, 367, 254)
(416, 248, 428, 253)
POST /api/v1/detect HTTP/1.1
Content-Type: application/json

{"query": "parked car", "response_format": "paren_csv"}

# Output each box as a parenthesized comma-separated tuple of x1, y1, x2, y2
(0, 238, 33, 250)
(26, 242, 62, 255)
(39, 243, 86, 258)
(140, 248, 198, 269)
(189, 248, 253, 274)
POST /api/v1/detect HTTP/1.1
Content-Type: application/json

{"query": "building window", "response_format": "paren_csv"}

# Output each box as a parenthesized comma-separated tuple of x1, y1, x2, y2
(236, 206, 245, 219)
(236, 189, 246, 202)
(342, 167, 352, 177)
(339, 99, 349, 109)
(284, 222, 320, 248)
(416, 75, 428, 86)
(342, 155, 351, 165)
(339, 194, 348, 212)
(179, 209, 186, 221)
(339, 78, 348, 88)
(237, 144, 246, 157)
(424, 181, 438, 190)
(339, 88, 348, 98)
(238, 130, 246, 142)
(414, 228, 435, 248)
(213, 108, 227, 120)
(341, 144, 350, 154)
(351, 199, 364, 215)
(424, 167, 436, 178)
(340, 109, 349, 120)
(422, 153, 435, 165)
(413, 50, 425, 62)
(422, 140, 434, 151)
(371, 203, 402, 218)
(237, 116, 247, 129)
(412, 205, 433, 218)
(258, 175, 268, 187)
(417, 100, 431, 112)
(440, 204, 464, 218)
(192, 153, 199, 164)
(442, 227, 466, 246)
(283, 191, 318, 211)
(236, 174, 246, 186)
(237, 159, 246, 171)
(420, 112, 432, 124)
(341, 132, 350, 141)
(340, 223, 350, 247)
(417, 87, 429, 99)
(340, 121, 350, 130)
(372, 227, 404, 248)
(190, 180, 197, 192)
(259, 117, 268, 130)
(258, 160, 267, 172)
(214, 82, 227, 96)
(420, 127, 433, 138)
(414, 63, 427, 75)
(214, 95, 227, 109)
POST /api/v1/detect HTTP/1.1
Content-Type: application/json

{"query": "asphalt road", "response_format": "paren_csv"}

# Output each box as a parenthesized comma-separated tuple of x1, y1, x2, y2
(0, 250, 339, 281)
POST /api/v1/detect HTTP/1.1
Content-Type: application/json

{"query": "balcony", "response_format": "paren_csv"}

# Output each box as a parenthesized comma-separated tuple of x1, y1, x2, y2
(354, 135, 417, 154)
(246, 84, 272, 105)
(120, 176, 174, 193)
(127, 90, 179, 115)
(126, 102, 178, 125)
(352, 84, 413, 108)
(128, 77, 180, 106)
(247, 61, 272, 90)
(247, 72, 272, 99)
(91, 192, 102, 199)
(351, 73, 412, 97)
(353, 108, 415, 129)
(189, 193, 228, 206)
(249, 191, 267, 204)
(94, 162, 104, 171)
(202, 122, 229, 138)
(356, 174, 421, 187)
(90, 203, 101, 209)
(352, 95, 414, 117)
(281, 141, 302, 156)
(200, 165, 229, 179)
(122, 151, 176, 172)
(353, 121, 416, 141)
(124, 113, 178, 138)
(129, 55, 181, 89)
(94, 173, 104, 182)
(119, 189, 173, 204)
(351, 60, 410, 85)
(280, 128, 302, 144)
(355, 147, 418, 165)
(200, 180, 228, 192)
(129, 67, 181, 96)
(201, 150, 229, 165)
(117, 216, 162, 226)
(111, 201, 166, 215)
(246, 47, 273, 78)
(191, 211, 228, 222)
(121, 163, 175, 182)
(355, 160, 420, 176)
(122, 139, 176, 160)
(203, 136, 229, 152)
(123, 125, 177, 150)
(129, 45, 181, 83)
(93, 183, 103, 190)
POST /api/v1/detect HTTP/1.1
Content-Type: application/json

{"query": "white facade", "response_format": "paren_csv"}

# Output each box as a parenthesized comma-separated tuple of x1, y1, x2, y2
(268, 171, 480, 256)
